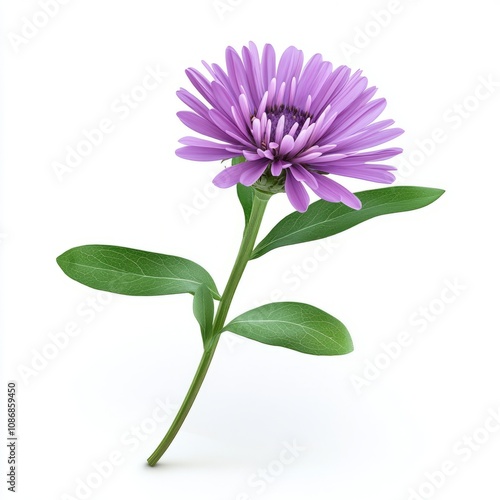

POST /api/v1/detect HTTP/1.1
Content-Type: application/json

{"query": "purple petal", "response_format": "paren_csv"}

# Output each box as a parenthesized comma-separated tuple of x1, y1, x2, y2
(330, 148, 403, 165)
(176, 146, 233, 161)
(177, 111, 233, 143)
(294, 53, 324, 106)
(262, 149, 275, 160)
(270, 159, 290, 176)
(275, 115, 286, 143)
(290, 124, 316, 155)
(276, 47, 304, 94)
(251, 118, 262, 144)
(239, 159, 270, 186)
(323, 164, 396, 183)
(178, 138, 244, 158)
(309, 66, 350, 116)
(225, 47, 254, 109)
(256, 91, 268, 119)
(330, 76, 368, 116)
(303, 152, 348, 166)
(287, 76, 297, 105)
(266, 78, 277, 106)
(231, 105, 251, 138)
(285, 172, 310, 212)
(185, 68, 216, 107)
(329, 86, 378, 133)
(211, 80, 238, 116)
(238, 93, 252, 128)
(306, 106, 336, 146)
(209, 63, 236, 99)
(212, 161, 250, 188)
(276, 81, 287, 106)
(208, 109, 254, 148)
(334, 98, 387, 139)
(178, 136, 231, 149)
(261, 44, 276, 87)
(177, 89, 211, 120)
(294, 150, 323, 163)
(279, 135, 295, 155)
(336, 127, 404, 151)
(310, 174, 361, 209)
(289, 164, 319, 189)
(243, 150, 262, 161)
(242, 42, 263, 106)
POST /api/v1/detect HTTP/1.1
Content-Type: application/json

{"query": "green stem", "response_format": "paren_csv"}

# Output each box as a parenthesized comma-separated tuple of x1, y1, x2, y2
(147, 189, 271, 466)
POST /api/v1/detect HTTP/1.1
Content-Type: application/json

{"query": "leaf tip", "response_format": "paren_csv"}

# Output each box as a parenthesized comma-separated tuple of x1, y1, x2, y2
(55, 250, 68, 269)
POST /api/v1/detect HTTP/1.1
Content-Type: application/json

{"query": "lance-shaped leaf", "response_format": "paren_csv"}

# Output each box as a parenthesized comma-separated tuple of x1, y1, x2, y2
(252, 186, 445, 259)
(237, 183, 254, 228)
(57, 245, 220, 299)
(233, 156, 255, 228)
(193, 283, 214, 346)
(223, 302, 353, 356)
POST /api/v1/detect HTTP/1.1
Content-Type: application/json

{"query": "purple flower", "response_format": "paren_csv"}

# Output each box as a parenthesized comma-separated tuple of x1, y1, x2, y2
(176, 42, 403, 212)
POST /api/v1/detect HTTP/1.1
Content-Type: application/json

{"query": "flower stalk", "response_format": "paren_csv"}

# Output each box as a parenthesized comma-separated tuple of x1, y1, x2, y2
(147, 189, 271, 466)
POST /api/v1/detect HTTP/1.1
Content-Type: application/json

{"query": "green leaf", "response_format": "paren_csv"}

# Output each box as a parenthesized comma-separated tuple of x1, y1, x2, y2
(237, 183, 254, 227)
(252, 186, 445, 259)
(233, 156, 254, 227)
(57, 245, 220, 299)
(193, 284, 214, 346)
(223, 302, 353, 356)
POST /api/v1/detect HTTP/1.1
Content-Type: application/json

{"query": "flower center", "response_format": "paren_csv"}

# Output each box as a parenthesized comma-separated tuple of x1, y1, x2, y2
(266, 105, 310, 141)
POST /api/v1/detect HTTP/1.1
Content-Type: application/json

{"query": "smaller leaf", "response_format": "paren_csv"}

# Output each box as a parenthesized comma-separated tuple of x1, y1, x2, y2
(233, 156, 255, 227)
(237, 183, 254, 227)
(223, 302, 353, 356)
(193, 284, 214, 347)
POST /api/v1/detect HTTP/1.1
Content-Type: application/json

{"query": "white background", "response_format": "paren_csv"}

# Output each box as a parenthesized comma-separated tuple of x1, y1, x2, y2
(1, 1, 500, 499)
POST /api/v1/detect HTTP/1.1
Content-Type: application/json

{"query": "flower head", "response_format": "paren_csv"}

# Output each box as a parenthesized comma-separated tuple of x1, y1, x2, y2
(176, 42, 403, 212)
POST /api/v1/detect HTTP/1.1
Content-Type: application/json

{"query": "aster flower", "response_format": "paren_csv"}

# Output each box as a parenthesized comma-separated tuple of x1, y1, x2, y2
(56, 43, 443, 468)
(176, 42, 403, 212)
